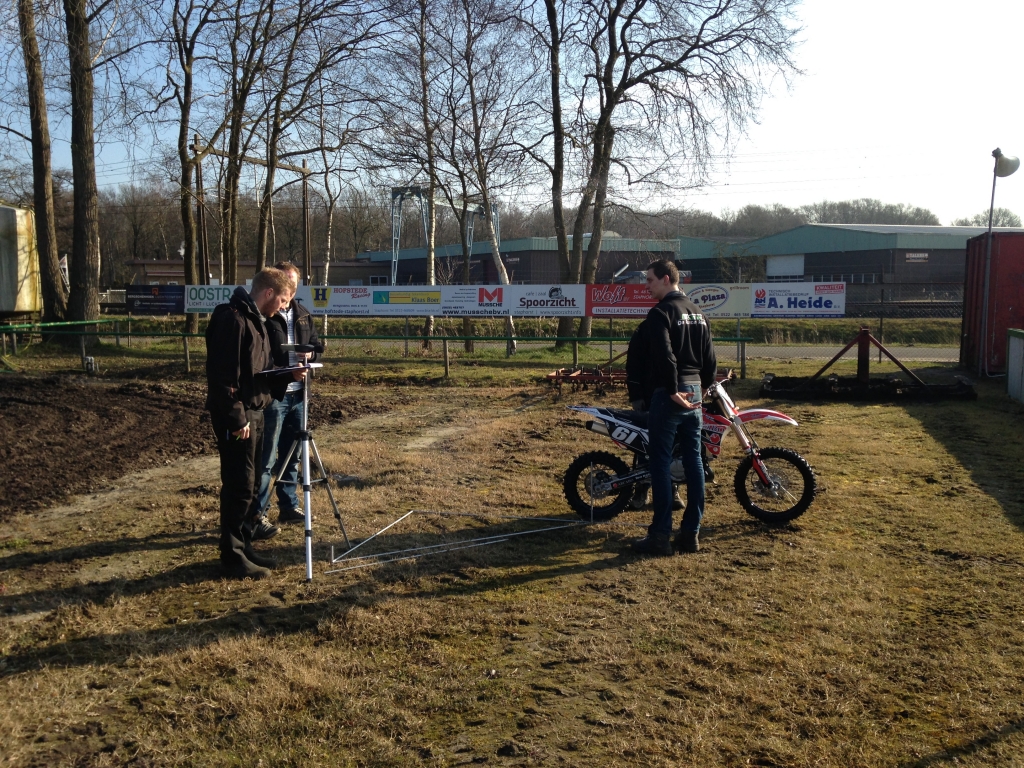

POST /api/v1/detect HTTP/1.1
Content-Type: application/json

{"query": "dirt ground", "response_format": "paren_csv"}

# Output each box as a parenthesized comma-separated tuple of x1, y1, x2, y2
(0, 374, 391, 519)
(2, 373, 1024, 767)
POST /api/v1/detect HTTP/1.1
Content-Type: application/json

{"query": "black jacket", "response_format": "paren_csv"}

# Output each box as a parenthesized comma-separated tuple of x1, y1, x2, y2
(266, 298, 322, 400)
(626, 290, 717, 405)
(205, 286, 274, 430)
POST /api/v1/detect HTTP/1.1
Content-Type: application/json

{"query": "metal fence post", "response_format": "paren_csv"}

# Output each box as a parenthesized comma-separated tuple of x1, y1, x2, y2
(11, 332, 17, 355)
(404, 317, 409, 358)
(127, 313, 132, 349)
(740, 340, 746, 379)
(572, 339, 579, 367)
(1, 332, 6, 356)
(183, 334, 191, 373)
(115, 321, 120, 347)
(608, 318, 613, 366)
(443, 339, 450, 378)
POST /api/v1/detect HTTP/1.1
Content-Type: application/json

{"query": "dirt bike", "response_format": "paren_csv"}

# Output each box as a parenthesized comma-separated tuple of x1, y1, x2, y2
(564, 380, 817, 524)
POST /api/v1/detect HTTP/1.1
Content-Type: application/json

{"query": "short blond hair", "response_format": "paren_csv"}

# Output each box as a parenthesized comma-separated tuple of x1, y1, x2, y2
(251, 267, 292, 296)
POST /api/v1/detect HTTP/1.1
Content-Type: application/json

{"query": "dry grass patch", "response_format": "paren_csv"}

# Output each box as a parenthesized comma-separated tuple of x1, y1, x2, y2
(2, 380, 1024, 766)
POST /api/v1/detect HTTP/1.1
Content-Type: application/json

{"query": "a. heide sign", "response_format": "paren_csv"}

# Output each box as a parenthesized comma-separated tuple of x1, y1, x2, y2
(751, 283, 846, 318)
(185, 282, 842, 318)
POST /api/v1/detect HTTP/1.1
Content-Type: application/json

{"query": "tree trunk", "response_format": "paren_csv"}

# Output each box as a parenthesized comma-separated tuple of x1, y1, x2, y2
(63, 0, 100, 325)
(417, 0, 436, 348)
(577, 123, 615, 339)
(460, 208, 473, 352)
(542, 0, 573, 346)
(322, 202, 333, 334)
(18, 0, 67, 323)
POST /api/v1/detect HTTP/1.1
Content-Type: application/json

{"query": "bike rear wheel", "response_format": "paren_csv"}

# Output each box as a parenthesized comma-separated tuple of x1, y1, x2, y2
(563, 451, 632, 521)
(734, 447, 816, 523)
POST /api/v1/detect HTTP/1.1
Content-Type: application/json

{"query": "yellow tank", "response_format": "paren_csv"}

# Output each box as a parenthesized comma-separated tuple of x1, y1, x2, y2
(0, 204, 42, 317)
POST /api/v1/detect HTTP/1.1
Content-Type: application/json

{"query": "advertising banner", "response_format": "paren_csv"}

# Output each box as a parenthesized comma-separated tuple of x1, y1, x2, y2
(508, 284, 586, 317)
(185, 284, 237, 313)
(751, 282, 846, 318)
(586, 284, 656, 316)
(127, 285, 185, 314)
(186, 282, 844, 317)
(441, 285, 513, 316)
(683, 284, 750, 318)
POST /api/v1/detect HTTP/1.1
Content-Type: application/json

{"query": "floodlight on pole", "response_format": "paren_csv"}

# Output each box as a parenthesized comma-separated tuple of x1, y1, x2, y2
(979, 147, 1019, 377)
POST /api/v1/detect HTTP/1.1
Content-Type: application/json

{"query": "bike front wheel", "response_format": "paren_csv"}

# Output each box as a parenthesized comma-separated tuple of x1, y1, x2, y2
(563, 451, 632, 521)
(734, 447, 817, 523)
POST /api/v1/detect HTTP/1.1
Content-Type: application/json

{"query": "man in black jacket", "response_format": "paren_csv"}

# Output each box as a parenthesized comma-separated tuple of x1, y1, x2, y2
(252, 262, 322, 534)
(205, 267, 293, 578)
(629, 260, 717, 556)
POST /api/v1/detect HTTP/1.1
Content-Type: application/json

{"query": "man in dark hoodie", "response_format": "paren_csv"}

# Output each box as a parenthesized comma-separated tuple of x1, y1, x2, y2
(205, 267, 293, 579)
(251, 261, 322, 534)
(628, 260, 717, 557)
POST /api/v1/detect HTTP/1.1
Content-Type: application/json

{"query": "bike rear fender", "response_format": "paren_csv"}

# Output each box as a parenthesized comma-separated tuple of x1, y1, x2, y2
(737, 408, 798, 426)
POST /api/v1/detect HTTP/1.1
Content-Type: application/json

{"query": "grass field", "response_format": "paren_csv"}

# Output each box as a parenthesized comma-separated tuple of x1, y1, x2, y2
(2, 359, 1023, 766)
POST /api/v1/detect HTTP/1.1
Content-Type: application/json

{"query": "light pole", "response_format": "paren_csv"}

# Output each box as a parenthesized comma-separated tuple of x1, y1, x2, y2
(978, 147, 1019, 377)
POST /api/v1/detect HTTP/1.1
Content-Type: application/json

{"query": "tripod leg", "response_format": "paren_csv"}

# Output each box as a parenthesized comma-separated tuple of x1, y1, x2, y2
(310, 438, 351, 550)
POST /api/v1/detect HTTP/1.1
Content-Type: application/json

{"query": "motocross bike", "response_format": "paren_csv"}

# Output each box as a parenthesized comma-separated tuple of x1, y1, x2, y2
(563, 380, 817, 524)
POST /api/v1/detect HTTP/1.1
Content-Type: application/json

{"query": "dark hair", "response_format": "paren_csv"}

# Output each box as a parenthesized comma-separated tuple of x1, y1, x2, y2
(646, 259, 679, 285)
(251, 267, 292, 296)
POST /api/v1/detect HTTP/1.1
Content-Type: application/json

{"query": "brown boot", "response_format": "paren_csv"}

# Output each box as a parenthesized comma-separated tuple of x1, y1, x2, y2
(674, 530, 699, 554)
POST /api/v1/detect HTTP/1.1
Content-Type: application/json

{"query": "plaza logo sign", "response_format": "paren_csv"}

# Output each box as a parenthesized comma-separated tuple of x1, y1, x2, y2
(686, 285, 729, 313)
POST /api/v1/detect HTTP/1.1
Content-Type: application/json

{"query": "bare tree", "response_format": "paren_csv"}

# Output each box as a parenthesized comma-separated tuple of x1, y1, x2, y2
(17, 0, 67, 321)
(953, 208, 1021, 228)
(546, 0, 799, 337)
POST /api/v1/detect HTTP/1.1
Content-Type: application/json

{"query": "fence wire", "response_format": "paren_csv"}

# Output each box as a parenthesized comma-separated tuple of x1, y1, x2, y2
(1, 305, 963, 373)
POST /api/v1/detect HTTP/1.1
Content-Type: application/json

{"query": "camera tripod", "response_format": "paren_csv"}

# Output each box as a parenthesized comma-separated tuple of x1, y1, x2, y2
(259, 350, 351, 581)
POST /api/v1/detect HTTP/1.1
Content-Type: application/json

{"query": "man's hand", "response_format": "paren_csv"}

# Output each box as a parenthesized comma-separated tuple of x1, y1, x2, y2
(291, 352, 311, 381)
(231, 423, 251, 440)
(670, 391, 701, 410)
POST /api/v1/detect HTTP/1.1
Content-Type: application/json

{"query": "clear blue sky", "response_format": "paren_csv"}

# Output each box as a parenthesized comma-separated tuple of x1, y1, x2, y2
(675, 0, 1024, 224)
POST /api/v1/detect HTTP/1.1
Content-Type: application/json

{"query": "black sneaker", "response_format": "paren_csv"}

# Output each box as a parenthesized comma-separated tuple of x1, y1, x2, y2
(674, 530, 699, 554)
(278, 508, 306, 525)
(250, 517, 280, 541)
(631, 534, 673, 557)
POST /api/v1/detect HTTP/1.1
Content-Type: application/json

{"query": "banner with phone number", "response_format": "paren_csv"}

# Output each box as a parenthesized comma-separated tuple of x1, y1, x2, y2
(184, 283, 841, 318)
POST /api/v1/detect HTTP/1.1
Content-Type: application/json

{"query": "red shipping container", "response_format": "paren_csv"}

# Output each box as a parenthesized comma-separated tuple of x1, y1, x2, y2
(961, 232, 1024, 374)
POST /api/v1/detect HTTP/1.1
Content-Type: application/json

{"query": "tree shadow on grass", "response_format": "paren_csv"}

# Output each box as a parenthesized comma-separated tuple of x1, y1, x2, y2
(0, 531, 215, 572)
(899, 717, 1024, 766)
(901, 381, 1024, 531)
(0, 517, 620, 677)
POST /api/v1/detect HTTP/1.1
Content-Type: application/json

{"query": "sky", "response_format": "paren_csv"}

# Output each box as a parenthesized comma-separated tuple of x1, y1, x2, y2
(75, 0, 1024, 226)
(674, 0, 1024, 225)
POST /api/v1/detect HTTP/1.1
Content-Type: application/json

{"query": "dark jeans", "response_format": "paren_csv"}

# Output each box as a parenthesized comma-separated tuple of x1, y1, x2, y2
(648, 386, 704, 537)
(211, 408, 265, 560)
(255, 391, 303, 517)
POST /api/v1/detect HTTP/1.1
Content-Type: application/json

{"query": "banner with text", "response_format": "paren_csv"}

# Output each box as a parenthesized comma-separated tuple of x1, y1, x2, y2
(185, 283, 841, 318)
(750, 283, 846, 318)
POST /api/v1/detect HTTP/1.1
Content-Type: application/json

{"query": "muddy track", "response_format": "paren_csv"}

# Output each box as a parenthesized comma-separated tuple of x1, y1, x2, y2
(0, 375, 390, 521)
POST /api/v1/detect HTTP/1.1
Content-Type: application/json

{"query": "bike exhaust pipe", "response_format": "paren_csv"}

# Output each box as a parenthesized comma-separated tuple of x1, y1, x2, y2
(586, 420, 610, 437)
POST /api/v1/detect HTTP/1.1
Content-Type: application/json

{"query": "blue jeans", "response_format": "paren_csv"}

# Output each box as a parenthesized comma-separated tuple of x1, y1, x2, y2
(255, 391, 303, 516)
(648, 386, 704, 537)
